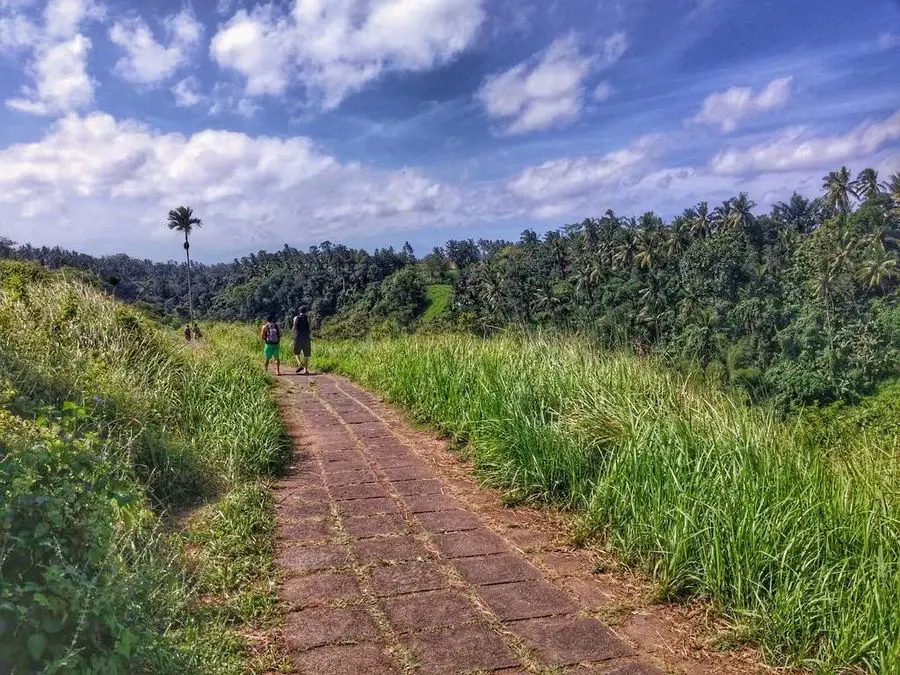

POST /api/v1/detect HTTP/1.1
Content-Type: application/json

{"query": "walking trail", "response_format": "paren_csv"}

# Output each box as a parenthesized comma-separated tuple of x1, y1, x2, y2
(272, 374, 762, 675)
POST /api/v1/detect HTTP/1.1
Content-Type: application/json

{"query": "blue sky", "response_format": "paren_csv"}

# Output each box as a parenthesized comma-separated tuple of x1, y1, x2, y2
(0, 0, 898, 262)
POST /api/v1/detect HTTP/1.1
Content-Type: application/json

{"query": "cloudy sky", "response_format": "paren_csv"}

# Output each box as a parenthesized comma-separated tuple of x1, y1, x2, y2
(0, 0, 898, 262)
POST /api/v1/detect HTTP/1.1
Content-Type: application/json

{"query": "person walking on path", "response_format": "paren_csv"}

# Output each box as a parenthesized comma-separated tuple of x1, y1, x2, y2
(292, 306, 312, 375)
(261, 316, 282, 376)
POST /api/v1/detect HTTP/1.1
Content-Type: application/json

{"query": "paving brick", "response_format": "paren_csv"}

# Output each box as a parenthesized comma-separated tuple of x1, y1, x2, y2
(369, 561, 450, 597)
(283, 606, 379, 651)
(290, 485, 330, 502)
(274, 474, 323, 492)
(319, 450, 364, 464)
(382, 589, 478, 634)
(343, 413, 379, 424)
(403, 494, 463, 513)
(391, 479, 445, 496)
(277, 519, 334, 543)
(452, 554, 542, 586)
(338, 497, 400, 517)
(290, 643, 401, 675)
(324, 469, 378, 487)
(434, 529, 510, 558)
(280, 571, 359, 608)
(380, 464, 434, 481)
(343, 514, 407, 539)
(331, 482, 389, 501)
(366, 439, 412, 454)
(377, 455, 421, 468)
(277, 544, 351, 574)
(403, 624, 519, 674)
(475, 580, 577, 621)
(355, 535, 430, 564)
(319, 460, 370, 474)
(508, 615, 631, 665)
(277, 500, 330, 521)
(415, 509, 483, 534)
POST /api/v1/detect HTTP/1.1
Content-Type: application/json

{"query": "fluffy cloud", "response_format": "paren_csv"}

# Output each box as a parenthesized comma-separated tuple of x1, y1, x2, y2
(507, 134, 659, 215)
(172, 76, 203, 107)
(711, 110, 900, 174)
(693, 76, 792, 133)
(6, 34, 94, 114)
(4, 0, 101, 115)
(0, 12, 37, 52)
(109, 9, 203, 86)
(478, 33, 626, 135)
(0, 112, 478, 258)
(211, 0, 485, 109)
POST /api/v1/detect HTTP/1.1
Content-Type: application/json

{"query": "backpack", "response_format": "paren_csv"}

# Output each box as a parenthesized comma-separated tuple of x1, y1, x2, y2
(264, 324, 279, 344)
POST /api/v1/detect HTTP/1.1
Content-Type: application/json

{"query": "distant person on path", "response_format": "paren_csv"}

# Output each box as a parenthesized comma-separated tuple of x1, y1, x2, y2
(261, 316, 282, 376)
(184, 324, 192, 342)
(192, 323, 203, 340)
(292, 306, 312, 375)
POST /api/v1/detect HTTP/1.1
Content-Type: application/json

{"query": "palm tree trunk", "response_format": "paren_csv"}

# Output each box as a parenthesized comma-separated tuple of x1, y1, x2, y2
(185, 233, 194, 325)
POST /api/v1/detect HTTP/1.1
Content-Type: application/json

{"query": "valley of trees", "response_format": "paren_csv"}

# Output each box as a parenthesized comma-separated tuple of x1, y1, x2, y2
(3, 166, 898, 408)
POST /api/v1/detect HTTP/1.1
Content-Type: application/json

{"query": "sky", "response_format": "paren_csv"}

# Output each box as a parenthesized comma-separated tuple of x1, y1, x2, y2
(0, 0, 898, 263)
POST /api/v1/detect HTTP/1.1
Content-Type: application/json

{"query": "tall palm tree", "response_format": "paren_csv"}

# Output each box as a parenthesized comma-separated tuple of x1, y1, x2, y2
(725, 192, 756, 232)
(822, 166, 858, 215)
(853, 168, 886, 202)
(167, 206, 202, 325)
(889, 172, 900, 218)
(689, 201, 713, 238)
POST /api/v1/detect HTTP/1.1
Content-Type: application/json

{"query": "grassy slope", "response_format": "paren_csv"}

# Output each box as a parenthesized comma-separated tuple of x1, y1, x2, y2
(313, 334, 900, 673)
(0, 262, 290, 674)
(421, 284, 453, 324)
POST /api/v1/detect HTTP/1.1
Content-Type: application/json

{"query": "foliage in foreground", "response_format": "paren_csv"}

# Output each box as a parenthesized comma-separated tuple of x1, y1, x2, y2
(314, 334, 900, 673)
(0, 265, 289, 673)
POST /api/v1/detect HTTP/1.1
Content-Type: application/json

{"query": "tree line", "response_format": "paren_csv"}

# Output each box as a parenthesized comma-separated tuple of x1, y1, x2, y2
(2, 166, 898, 407)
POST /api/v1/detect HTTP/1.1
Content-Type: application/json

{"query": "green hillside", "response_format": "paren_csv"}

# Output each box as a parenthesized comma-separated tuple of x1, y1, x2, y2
(0, 260, 289, 673)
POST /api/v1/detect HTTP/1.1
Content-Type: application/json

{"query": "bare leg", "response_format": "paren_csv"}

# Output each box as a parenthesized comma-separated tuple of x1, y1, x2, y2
(275, 358, 281, 376)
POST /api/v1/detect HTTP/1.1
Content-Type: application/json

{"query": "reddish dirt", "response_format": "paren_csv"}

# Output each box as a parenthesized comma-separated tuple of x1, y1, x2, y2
(272, 373, 784, 674)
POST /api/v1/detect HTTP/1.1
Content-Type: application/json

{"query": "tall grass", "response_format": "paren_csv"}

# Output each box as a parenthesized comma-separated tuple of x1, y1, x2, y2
(1, 263, 289, 673)
(314, 333, 900, 673)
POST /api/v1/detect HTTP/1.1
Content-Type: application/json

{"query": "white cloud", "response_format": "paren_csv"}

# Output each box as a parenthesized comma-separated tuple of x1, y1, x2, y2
(5, 0, 101, 115)
(479, 33, 626, 136)
(43, 0, 101, 38)
(172, 76, 203, 107)
(0, 12, 37, 52)
(109, 9, 203, 86)
(693, 76, 793, 133)
(711, 110, 900, 174)
(593, 81, 613, 102)
(6, 34, 94, 115)
(211, 0, 485, 109)
(507, 135, 660, 212)
(0, 112, 480, 258)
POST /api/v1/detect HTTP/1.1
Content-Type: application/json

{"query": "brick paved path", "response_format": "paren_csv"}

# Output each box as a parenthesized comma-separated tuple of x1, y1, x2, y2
(274, 374, 664, 675)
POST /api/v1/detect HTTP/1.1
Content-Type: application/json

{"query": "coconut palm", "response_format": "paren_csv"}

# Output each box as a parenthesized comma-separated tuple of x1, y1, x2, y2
(822, 166, 858, 214)
(689, 201, 713, 238)
(859, 247, 897, 289)
(853, 168, 886, 202)
(166, 206, 202, 325)
(890, 172, 900, 218)
(724, 192, 756, 232)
